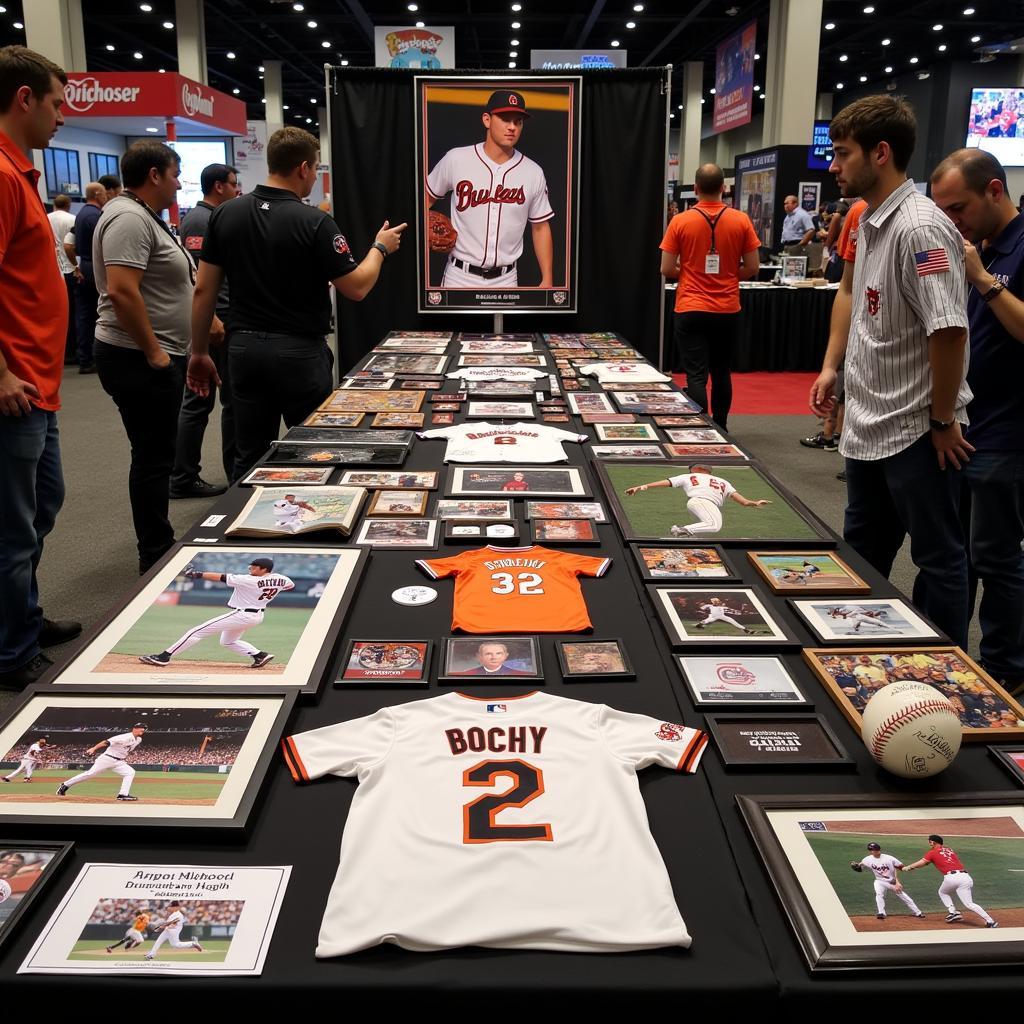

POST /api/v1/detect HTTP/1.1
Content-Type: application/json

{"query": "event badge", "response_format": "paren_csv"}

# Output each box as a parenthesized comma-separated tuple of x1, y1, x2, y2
(704, 254, 721, 274)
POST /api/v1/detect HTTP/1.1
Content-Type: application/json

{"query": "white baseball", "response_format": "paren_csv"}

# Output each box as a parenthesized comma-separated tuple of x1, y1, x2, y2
(861, 681, 962, 778)
(0, 879, 11, 904)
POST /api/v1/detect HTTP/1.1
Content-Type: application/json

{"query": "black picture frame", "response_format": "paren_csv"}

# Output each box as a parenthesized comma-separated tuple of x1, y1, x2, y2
(630, 544, 739, 583)
(0, 840, 73, 951)
(439, 636, 544, 683)
(335, 640, 433, 687)
(556, 639, 635, 680)
(675, 655, 812, 709)
(786, 598, 945, 646)
(651, 586, 801, 649)
(354, 518, 440, 550)
(263, 443, 408, 468)
(989, 746, 1024, 787)
(446, 465, 591, 498)
(530, 519, 601, 545)
(703, 714, 854, 769)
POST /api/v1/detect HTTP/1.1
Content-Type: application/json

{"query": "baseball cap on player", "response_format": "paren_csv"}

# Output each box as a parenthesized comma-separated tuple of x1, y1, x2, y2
(250, 557, 274, 570)
(867, 843, 881, 850)
(485, 90, 530, 117)
(132, 723, 148, 730)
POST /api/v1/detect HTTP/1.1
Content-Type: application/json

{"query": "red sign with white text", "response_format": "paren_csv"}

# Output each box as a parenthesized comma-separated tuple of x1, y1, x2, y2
(62, 72, 246, 135)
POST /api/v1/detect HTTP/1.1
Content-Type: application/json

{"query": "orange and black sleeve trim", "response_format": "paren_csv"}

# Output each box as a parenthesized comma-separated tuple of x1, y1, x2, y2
(280, 736, 310, 783)
(677, 731, 708, 774)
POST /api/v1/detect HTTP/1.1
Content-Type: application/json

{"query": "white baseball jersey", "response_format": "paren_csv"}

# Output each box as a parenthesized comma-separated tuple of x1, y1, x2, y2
(163, 910, 185, 930)
(699, 603, 739, 620)
(224, 572, 295, 610)
(446, 366, 548, 383)
(416, 422, 587, 463)
(833, 605, 870, 617)
(668, 472, 736, 506)
(103, 733, 143, 759)
(273, 500, 304, 526)
(578, 362, 670, 385)
(24, 742, 44, 763)
(861, 853, 903, 881)
(426, 145, 554, 269)
(283, 690, 707, 954)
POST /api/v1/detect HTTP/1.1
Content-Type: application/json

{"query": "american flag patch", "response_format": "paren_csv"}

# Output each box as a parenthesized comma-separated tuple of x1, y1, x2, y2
(914, 248, 950, 277)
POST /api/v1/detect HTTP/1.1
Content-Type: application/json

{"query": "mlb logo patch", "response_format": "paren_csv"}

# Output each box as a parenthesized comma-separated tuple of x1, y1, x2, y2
(333, 234, 350, 255)
(486, 703, 508, 714)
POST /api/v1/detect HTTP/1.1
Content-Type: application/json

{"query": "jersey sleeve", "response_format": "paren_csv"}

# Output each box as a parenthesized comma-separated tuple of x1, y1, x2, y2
(314, 215, 358, 280)
(282, 708, 394, 782)
(416, 426, 457, 440)
(554, 550, 612, 578)
(528, 171, 555, 223)
(416, 551, 469, 580)
(898, 221, 969, 335)
(224, 573, 247, 587)
(718, 478, 736, 499)
(425, 150, 452, 201)
(545, 426, 588, 444)
(600, 706, 707, 773)
(668, 473, 688, 488)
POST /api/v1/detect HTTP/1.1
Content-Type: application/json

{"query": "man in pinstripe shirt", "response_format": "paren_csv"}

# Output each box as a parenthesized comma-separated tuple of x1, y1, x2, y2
(810, 96, 973, 646)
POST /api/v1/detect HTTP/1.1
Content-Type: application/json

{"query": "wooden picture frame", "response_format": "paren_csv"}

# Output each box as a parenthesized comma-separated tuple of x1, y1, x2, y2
(747, 550, 871, 595)
(556, 639, 634, 680)
(439, 636, 543, 683)
(631, 544, 738, 583)
(366, 489, 429, 517)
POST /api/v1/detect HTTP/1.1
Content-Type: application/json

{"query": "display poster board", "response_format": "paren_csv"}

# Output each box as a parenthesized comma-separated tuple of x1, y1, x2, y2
(735, 147, 777, 250)
(232, 121, 268, 193)
(415, 75, 580, 313)
(799, 181, 820, 213)
(530, 50, 627, 70)
(712, 20, 757, 134)
(375, 26, 455, 69)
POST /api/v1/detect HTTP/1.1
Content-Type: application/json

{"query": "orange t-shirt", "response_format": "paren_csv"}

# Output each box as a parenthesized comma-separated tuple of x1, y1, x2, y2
(417, 545, 611, 633)
(660, 201, 761, 314)
(836, 199, 867, 264)
(0, 131, 68, 411)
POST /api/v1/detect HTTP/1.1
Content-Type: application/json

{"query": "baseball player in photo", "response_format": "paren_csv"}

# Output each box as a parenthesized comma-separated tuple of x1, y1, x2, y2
(55, 723, 146, 801)
(828, 604, 893, 633)
(772, 560, 822, 585)
(693, 597, 756, 635)
(144, 902, 204, 958)
(624, 465, 771, 536)
(2, 737, 47, 783)
(273, 494, 316, 533)
(903, 834, 998, 927)
(851, 842, 925, 920)
(138, 557, 294, 669)
(106, 909, 151, 953)
(426, 90, 555, 289)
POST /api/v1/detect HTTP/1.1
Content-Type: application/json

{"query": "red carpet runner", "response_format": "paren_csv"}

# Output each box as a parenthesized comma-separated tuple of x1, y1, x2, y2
(670, 371, 816, 416)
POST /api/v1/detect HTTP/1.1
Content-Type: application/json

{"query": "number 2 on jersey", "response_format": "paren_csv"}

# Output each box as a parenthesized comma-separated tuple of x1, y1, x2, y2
(490, 571, 545, 595)
(463, 759, 553, 844)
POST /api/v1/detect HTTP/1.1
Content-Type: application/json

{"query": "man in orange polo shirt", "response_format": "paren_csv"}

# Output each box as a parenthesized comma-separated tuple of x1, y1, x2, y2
(660, 164, 761, 429)
(0, 45, 81, 689)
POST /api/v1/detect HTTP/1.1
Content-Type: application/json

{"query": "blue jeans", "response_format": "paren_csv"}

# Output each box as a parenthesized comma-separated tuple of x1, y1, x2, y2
(0, 409, 65, 671)
(844, 432, 968, 647)
(963, 450, 1024, 681)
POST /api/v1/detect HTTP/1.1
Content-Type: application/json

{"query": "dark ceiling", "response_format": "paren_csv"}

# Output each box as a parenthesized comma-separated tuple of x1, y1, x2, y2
(0, 0, 1019, 129)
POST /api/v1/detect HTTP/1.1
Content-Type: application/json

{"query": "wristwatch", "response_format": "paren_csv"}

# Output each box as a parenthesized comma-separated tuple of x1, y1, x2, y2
(929, 417, 955, 431)
(980, 280, 1005, 303)
(371, 241, 389, 260)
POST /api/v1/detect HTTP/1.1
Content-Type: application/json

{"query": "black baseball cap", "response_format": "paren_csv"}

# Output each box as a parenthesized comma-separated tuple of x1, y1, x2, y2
(867, 842, 881, 850)
(485, 90, 530, 117)
(250, 557, 274, 570)
(132, 723, 148, 730)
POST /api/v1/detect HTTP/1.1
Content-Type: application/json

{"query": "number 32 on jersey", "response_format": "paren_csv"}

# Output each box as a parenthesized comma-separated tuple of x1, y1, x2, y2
(490, 571, 544, 595)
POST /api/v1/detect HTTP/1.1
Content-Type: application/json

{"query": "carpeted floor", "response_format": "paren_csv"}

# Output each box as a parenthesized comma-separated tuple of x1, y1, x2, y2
(673, 371, 817, 415)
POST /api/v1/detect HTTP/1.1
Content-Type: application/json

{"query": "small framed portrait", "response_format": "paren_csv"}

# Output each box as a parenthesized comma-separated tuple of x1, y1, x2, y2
(593, 423, 660, 442)
(318, 390, 425, 413)
(747, 551, 871, 595)
(652, 587, 798, 648)
(339, 470, 438, 490)
(444, 520, 520, 543)
(0, 841, 73, 951)
(336, 640, 432, 686)
(664, 443, 748, 460)
(367, 489, 429, 517)
(803, 647, 1024, 742)
(663, 428, 728, 444)
(790, 599, 943, 644)
(990, 746, 1024, 787)
(435, 499, 513, 520)
(431, 413, 455, 425)
(239, 466, 333, 487)
(530, 518, 599, 545)
(371, 412, 425, 429)
(703, 714, 853, 769)
(676, 656, 811, 707)
(466, 401, 535, 419)
(557, 639, 634, 680)
(399, 379, 443, 390)
(590, 444, 665, 460)
(302, 412, 365, 428)
(447, 466, 590, 498)
(439, 637, 542, 682)
(354, 518, 439, 549)
(632, 545, 738, 582)
(523, 500, 607, 522)
(737, 793, 1024, 970)
(339, 377, 394, 390)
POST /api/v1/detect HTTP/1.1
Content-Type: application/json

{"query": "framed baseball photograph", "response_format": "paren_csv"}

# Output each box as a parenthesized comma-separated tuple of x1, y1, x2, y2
(444, 520, 520, 544)
(0, 841, 73, 951)
(302, 412, 365, 428)
(468, 381, 539, 397)
(238, 466, 334, 488)
(703, 714, 853, 769)
(652, 587, 799, 648)
(790, 598, 944, 645)
(225, 486, 367, 539)
(262, 443, 407, 468)
(530, 518, 599, 545)
(318, 391, 425, 413)
(664, 442, 749, 460)
(338, 470, 438, 490)
(737, 793, 1024, 970)
(590, 444, 666, 460)
(675, 655, 811, 707)
(747, 551, 871, 595)
(556, 639, 634, 680)
(663, 428, 728, 444)
(612, 392, 701, 415)
(385, 330, 453, 342)
(362, 353, 449, 375)
(631, 545, 738, 583)
(594, 461, 833, 545)
(339, 377, 394, 390)
(53, 545, 368, 695)
(282, 427, 413, 446)
(593, 423, 660, 443)
(447, 465, 590, 497)
(0, 689, 297, 831)
(439, 636, 542, 682)
(370, 412, 426, 429)
(578, 412, 638, 425)
(459, 337, 537, 352)
(400, 379, 443, 390)
(366, 489, 430, 517)
(458, 354, 548, 367)
(802, 647, 1024, 742)
(466, 401, 535, 419)
(990, 746, 1024, 787)
(336, 640, 432, 687)
(523, 500, 607, 523)
(435, 499, 513, 519)
(415, 75, 581, 312)
(566, 392, 614, 415)
(653, 415, 710, 428)
(354, 518, 439, 550)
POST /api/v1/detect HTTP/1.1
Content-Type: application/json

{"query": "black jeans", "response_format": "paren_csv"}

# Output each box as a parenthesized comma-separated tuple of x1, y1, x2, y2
(229, 332, 334, 479)
(75, 266, 98, 369)
(674, 310, 740, 429)
(171, 341, 236, 489)
(94, 342, 185, 572)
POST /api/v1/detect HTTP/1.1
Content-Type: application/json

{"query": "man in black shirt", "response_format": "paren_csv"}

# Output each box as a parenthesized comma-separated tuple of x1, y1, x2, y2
(188, 127, 405, 477)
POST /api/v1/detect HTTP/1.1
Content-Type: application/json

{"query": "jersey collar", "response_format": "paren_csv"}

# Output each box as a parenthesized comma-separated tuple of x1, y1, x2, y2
(864, 178, 917, 229)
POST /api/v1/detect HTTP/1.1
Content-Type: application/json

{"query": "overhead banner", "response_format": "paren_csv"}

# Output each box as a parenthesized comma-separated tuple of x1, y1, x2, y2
(232, 121, 268, 193)
(375, 26, 455, 69)
(530, 50, 627, 70)
(712, 20, 756, 135)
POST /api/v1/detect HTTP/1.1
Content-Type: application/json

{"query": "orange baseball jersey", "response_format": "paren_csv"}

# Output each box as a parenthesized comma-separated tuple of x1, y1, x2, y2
(133, 913, 150, 931)
(416, 544, 611, 633)
(837, 199, 867, 263)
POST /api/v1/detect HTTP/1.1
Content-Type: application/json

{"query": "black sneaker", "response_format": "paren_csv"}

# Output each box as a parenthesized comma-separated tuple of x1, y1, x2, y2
(251, 651, 275, 669)
(0, 653, 53, 690)
(836, 470, 847, 482)
(116, 794, 139, 801)
(139, 653, 170, 667)
(38, 617, 82, 648)
(170, 478, 227, 499)
(799, 432, 838, 451)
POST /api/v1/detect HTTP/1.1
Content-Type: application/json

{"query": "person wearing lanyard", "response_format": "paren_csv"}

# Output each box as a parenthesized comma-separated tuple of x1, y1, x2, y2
(659, 163, 761, 429)
(93, 140, 203, 574)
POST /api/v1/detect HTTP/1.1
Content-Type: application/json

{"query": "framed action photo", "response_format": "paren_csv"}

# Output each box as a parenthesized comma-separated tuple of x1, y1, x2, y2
(631, 545, 738, 582)
(459, 339, 537, 354)
(593, 423, 660, 442)
(444, 520, 520, 544)
(466, 401, 535, 419)
(652, 587, 798, 648)
(566, 392, 614, 415)
(339, 469, 438, 490)
(594, 461, 833, 544)
(737, 793, 1024, 970)
(458, 354, 547, 367)
(523, 500, 607, 523)
(578, 412, 638, 425)
(354, 518, 439, 549)
(302, 412, 365, 428)
(239, 466, 333, 488)
(790, 598, 943, 645)
(0, 841, 73, 951)
(225, 486, 367, 539)
(318, 391, 425, 413)
(653, 415, 709, 428)
(557, 639, 634, 680)
(0, 689, 297, 831)
(371, 412, 425, 429)
(675, 656, 811, 707)
(703, 714, 853, 769)
(468, 381, 538, 397)
(362, 353, 448, 376)
(447, 465, 590, 498)
(439, 636, 542, 682)
(990, 746, 1024, 787)
(366, 489, 429, 517)
(415, 76, 581, 313)
(435, 499, 513, 520)
(282, 427, 412, 447)
(263, 443, 407, 468)
(664, 442, 748, 460)
(803, 647, 1024, 742)
(590, 443, 665, 460)
(530, 518, 599, 544)
(612, 391, 701, 415)
(748, 551, 871, 595)
(663, 428, 728, 444)
(339, 377, 394, 390)
(336, 640, 432, 687)
(432, 412, 455, 425)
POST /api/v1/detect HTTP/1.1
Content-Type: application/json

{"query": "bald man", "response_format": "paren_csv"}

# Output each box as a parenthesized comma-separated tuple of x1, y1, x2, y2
(67, 181, 109, 374)
(781, 194, 815, 248)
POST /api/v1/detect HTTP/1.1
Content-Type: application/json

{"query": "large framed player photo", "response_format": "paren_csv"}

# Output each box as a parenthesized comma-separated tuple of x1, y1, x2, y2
(53, 545, 368, 696)
(415, 75, 581, 312)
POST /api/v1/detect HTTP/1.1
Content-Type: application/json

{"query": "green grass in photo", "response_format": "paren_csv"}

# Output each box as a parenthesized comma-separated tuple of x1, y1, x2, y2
(69, 938, 231, 962)
(2, 769, 226, 802)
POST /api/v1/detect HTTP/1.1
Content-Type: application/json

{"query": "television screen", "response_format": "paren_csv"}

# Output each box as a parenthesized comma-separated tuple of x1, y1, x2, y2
(169, 139, 229, 212)
(966, 88, 1024, 166)
(808, 120, 833, 171)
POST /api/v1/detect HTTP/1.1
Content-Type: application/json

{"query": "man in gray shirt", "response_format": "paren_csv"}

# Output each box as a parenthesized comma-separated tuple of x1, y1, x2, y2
(810, 95, 972, 645)
(92, 140, 197, 573)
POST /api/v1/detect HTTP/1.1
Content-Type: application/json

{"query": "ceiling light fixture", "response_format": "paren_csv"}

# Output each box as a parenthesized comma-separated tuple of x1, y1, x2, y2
(709, 87, 716, 94)
(932, 23, 943, 31)
(283, 104, 290, 110)
(293, 2, 304, 9)
(133, 51, 143, 59)
(963, 6, 975, 13)
(511, 38, 519, 45)
(839, 53, 848, 61)
(232, 88, 240, 94)
(510, 50, 517, 57)
(881, 37, 891, 45)
(884, 65, 893, 72)
(321, 40, 331, 47)
(508, 61, 516, 68)
(341, 59, 349, 65)
(909, 56, 919, 63)
(415, 20, 424, 26)
(226, 51, 236, 59)
(938, 43, 947, 51)
(626, 21, 636, 28)
(611, 39, 620, 46)
(754, 52, 760, 59)
(105, 43, 115, 51)
(511, 20, 521, 28)
(863, 4, 874, 11)
(971, 34, 981, 42)
(12, 19, 22, 27)
(825, 21, 835, 29)
(408, 2, 418, 9)
(162, 21, 174, 29)
(859, 75, 867, 81)
(836, 82, 844, 89)
(634, 3, 644, 10)
(512, 2, 522, 9)
(259, 65, 265, 72)
(139, 3, 152, 10)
